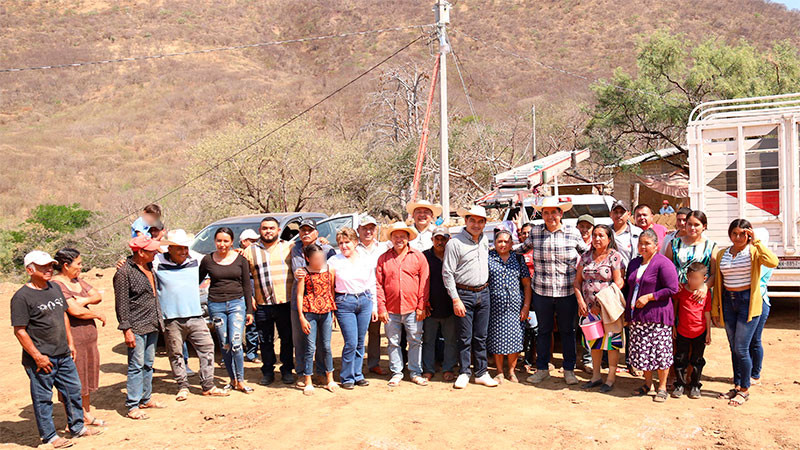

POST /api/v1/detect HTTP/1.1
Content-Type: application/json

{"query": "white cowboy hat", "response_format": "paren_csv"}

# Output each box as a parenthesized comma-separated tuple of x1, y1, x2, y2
(239, 229, 259, 242)
(162, 229, 195, 248)
(406, 200, 443, 218)
(457, 205, 488, 220)
(532, 196, 573, 212)
(381, 221, 419, 241)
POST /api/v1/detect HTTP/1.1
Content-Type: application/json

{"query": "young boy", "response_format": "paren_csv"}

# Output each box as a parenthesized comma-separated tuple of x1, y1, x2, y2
(672, 261, 712, 399)
(131, 204, 162, 238)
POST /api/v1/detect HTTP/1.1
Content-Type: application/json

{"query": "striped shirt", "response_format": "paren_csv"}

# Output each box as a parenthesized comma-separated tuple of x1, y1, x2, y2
(719, 245, 752, 290)
(244, 240, 294, 305)
(520, 224, 590, 297)
(671, 238, 716, 285)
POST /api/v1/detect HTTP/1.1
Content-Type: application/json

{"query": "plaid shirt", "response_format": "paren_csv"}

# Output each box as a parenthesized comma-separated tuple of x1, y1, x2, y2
(244, 240, 294, 305)
(521, 224, 589, 297)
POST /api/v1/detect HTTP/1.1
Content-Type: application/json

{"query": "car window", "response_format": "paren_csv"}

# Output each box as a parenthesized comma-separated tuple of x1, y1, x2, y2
(280, 221, 300, 241)
(315, 216, 355, 249)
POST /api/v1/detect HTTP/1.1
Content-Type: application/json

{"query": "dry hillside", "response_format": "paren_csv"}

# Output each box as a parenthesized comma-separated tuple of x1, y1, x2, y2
(2, 0, 800, 228)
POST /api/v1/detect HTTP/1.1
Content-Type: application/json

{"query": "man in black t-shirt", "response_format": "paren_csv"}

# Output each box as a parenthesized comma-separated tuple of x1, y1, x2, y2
(11, 251, 102, 447)
(421, 227, 459, 381)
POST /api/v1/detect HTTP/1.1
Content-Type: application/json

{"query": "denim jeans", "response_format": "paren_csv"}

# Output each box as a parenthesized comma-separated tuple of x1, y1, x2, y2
(164, 317, 215, 391)
(245, 322, 260, 361)
(126, 331, 158, 411)
(749, 299, 770, 380)
(255, 303, 294, 377)
(422, 315, 458, 374)
(386, 312, 424, 377)
(454, 288, 491, 377)
(25, 355, 84, 442)
(302, 312, 334, 376)
(722, 289, 761, 389)
(208, 298, 246, 382)
(533, 293, 578, 371)
(334, 292, 373, 384)
(291, 301, 325, 376)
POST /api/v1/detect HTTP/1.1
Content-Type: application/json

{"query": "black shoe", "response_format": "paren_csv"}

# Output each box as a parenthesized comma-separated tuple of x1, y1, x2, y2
(688, 386, 702, 399)
(341, 382, 355, 390)
(282, 373, 296, 385)
(581, 379, 603, 389)
(259, 374, 275, 386)
(671, 385, 684, 398)
(599, 383, 614, 393)
(355, 379, 370, 387)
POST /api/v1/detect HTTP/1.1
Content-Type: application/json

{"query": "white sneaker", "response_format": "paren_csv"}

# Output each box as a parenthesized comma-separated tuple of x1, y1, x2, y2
(453, 374, 470, 389)
(474, 373, 499, 387)
(527, 370, 550, 384)
(564, 370, 579, 385)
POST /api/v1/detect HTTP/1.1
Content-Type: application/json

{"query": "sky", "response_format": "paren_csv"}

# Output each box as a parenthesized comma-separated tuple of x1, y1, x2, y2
(774, 0, 800, 10)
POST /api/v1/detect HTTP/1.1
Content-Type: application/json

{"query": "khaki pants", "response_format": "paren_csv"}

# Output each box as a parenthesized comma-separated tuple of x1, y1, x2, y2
(164, 317, 215, 391)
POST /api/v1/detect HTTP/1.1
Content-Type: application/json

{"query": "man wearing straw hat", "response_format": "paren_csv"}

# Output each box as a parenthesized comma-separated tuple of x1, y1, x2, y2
(406, 200, 442, 252)
(518, 196, 589, 386)
(442, 205, 498, 389)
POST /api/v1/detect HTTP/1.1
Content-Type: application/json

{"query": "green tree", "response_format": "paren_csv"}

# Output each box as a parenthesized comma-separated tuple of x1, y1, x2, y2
(586, 31, 800, 169)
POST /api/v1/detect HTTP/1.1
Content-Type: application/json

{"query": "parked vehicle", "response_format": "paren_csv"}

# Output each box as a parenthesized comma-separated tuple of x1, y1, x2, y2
(687, 92, 800, 297)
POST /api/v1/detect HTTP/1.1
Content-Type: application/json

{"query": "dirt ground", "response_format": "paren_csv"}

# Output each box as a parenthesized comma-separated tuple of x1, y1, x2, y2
(1, 268, 799, 449)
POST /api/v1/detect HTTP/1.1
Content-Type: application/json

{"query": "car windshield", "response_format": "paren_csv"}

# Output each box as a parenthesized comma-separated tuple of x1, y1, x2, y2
(191, 223, 260, 255)
(314, 216, 355, 249)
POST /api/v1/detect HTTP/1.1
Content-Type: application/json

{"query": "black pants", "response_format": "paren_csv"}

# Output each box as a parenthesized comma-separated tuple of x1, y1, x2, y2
(522, 325, 538, 367)
(255, 303, 294, 376)
(674, 332, 706, 388)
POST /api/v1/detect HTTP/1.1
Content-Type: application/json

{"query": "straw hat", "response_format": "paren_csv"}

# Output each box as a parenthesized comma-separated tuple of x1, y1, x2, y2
(381, 221, 419, 241)
(406, 200, 443, 218)
(456, 205, 488, 220)
(162, 229, 195, 248)
(532, 196, 573, 212)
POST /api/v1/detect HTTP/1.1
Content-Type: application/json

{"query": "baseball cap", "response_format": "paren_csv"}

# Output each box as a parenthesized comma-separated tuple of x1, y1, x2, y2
(611, 200, 630, 212)
(576, 214, 595, 226)
(239, 229, 259, 242)
(129, 235, 162, 252)
(662, 200, 669, 204)
(359, 214, 378, 227)
(24, 250, 57, 267)
(299, 218, 317, 230)
(432, 226, 450, 238)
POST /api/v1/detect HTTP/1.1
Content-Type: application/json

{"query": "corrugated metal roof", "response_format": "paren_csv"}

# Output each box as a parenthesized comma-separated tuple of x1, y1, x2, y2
(617, 147, 683, 167)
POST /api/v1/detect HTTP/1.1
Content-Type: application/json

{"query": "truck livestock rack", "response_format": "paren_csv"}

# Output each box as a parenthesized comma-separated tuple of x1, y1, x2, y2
(687, 92, 800, 297)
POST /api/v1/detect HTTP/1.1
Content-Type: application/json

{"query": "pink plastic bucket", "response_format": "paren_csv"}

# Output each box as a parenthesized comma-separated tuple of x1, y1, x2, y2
(580, 316, 604, 341)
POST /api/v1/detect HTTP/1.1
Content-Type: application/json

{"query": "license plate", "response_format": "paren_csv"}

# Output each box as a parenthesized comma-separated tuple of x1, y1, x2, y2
(778, 258, 800, 269)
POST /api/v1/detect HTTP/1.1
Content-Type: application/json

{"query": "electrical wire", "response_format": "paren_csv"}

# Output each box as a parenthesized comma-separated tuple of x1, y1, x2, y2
(0, 24, 434, 73)
(84, 33, 428, 237)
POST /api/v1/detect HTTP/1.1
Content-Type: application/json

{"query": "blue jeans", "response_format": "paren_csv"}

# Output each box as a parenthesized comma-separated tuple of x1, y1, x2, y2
(386, 312, 424, 377)
(302, 312, 334, 376)
(454, 288, 491, 377)
(126, 331, 158, 411)
(533, 293, 578, 371)
(25, 355, 84, 442)
(292, 301, 325, 376)
(208, 298, 246, 382)
(422, 315, 458, 374)
(750, 299, 770, 379)
(722, 289, 761, 389)
(334, 292, 373, 384)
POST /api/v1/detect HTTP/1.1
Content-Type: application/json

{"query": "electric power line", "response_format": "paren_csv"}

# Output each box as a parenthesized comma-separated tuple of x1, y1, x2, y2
(450, 27, 659, 98)
(84, 33, 428, 237)
(0, 24, 434, 73)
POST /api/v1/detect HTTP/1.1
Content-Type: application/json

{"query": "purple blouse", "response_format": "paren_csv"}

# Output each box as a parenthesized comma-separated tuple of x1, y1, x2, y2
(624, 253, 680, 325)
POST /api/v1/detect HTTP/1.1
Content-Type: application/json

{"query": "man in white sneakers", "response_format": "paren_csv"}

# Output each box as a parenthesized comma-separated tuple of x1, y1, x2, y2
(442, 205, 498, 389)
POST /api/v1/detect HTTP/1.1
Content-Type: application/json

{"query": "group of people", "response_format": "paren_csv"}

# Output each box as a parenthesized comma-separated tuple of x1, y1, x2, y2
(11, 197, 779, 446)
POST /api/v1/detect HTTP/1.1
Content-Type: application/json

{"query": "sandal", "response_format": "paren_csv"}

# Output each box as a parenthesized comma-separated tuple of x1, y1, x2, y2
(728, 391, 749, 407)
(202, 387, 230, 397)
(75, 427, 103, 438)
(632, 385, 651, 396)
(139, 400, 166, 409)
(126, 409, 149, 420)
(411, 376, 429, 386)
(324, 382, 338, 393)
(507, 373, 519, 383)
(388, 374, 403, 387)
(303, 384, 315, 396)
(443, 371, 456, 382)
(51, 437, 74, 448)
(653, 389, 668, 403)
(718, 389, 738, 400)
(85, 416, 107, 427)
(235, 384, 254, 394)
(176, 389, 189, 402)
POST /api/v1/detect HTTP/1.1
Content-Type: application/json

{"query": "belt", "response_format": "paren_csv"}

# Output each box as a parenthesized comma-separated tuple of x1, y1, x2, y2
(456, 282, 489, 292)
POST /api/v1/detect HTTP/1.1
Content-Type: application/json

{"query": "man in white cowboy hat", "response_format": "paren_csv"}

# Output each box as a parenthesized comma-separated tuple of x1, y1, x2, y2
(442, 205, 498, 389)
(156, 230, 228, 400)
(356, 214, 392, 376)
(518, 196, 589, 386)
(376, 222, 430, 386)
(406, 200, 443, 252)
(237, 228, 261, 365)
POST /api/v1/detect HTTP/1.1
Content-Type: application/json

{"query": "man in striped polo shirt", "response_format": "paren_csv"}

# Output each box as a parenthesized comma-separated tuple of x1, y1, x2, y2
(243, 216, 296, 386)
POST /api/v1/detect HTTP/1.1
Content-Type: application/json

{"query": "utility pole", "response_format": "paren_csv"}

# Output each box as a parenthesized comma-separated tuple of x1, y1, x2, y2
(531, 105, 537, 161)
(435, 1, 451, 220)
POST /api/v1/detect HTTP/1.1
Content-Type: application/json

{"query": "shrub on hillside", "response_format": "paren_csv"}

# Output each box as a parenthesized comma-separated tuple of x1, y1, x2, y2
(26, 203, 92, 234)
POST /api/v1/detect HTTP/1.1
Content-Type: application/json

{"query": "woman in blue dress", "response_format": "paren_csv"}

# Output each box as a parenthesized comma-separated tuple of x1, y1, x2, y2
(487, 229, 532, 383)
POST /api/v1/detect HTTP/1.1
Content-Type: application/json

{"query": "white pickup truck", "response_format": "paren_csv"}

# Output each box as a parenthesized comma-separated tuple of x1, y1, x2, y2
(687, 92, 800, 297)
